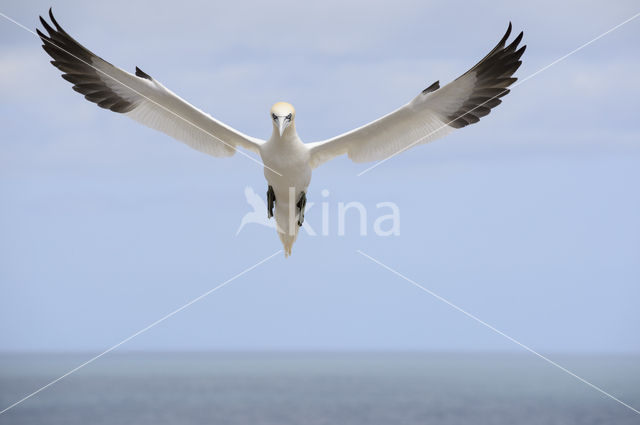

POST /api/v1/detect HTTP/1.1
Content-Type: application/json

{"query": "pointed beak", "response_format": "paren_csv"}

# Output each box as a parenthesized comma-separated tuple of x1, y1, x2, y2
(277, 116, 290, 137)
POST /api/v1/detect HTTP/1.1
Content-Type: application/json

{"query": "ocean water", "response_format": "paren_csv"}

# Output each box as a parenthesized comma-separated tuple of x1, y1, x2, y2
(0, 352, 639, 425)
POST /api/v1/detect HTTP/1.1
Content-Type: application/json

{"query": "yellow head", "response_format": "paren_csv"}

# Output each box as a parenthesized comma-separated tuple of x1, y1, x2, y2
(270, 102, 296, 137)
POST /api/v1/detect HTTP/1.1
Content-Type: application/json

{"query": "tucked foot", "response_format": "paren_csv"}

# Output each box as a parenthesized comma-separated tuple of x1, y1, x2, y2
(296, 191, 307, 226)
(267, 185, 275, 218)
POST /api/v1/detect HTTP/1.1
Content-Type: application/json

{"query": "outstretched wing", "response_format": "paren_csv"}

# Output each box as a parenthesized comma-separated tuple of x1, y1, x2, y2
(307, 23, 525, 168)
(37, 9, 264, 157)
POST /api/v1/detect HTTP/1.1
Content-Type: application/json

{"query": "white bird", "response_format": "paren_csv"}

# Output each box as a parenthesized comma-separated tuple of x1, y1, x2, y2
(38, 9, 525, 256)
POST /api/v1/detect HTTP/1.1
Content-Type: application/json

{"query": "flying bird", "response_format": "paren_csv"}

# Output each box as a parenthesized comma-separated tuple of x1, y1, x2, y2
(37, 9, 525, 256)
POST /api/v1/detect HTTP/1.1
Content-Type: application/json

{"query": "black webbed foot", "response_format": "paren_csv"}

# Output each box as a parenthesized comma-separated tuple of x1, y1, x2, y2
(296, 191, 307, 226)
(267, 186, 275, 218)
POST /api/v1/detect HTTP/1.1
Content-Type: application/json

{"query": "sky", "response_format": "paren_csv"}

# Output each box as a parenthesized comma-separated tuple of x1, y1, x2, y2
(0, 0, 639, 353)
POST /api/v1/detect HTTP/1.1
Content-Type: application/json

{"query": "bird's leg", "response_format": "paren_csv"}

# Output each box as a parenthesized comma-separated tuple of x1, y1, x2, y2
(296, 191, 307, 226)
(267, 186, 275, 219)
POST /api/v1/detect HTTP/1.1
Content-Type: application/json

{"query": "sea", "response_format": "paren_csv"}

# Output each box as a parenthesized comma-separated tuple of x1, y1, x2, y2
(1, 352, 639, 425)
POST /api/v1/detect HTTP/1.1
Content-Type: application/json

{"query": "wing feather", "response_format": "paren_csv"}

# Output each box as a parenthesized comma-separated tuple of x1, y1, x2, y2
(38, 9, 263, 157)
(308, 23, 525, 168)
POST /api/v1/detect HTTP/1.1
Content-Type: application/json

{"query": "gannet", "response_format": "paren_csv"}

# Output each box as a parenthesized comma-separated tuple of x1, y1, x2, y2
(37, 9, 525, 256)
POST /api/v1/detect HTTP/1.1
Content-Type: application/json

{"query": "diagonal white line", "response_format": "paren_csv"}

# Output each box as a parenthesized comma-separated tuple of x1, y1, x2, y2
(0, 11, 282, 177)
(0, 249, 282, 416)
(356, 11, 640, 177)
(357, 249, 640, 416)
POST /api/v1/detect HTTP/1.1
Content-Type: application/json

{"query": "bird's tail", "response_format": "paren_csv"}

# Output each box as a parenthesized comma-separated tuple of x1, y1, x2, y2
(278, 230, 298, 258)
(274, 197, 301, 257)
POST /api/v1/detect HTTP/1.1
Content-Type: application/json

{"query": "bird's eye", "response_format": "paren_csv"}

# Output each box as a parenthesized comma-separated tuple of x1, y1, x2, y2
(286, 113, 292, 120)
(272, 113, 278, 120)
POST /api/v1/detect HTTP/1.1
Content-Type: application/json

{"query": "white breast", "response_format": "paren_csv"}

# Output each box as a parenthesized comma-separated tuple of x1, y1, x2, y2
(260, 134, 312, 199)
(259, 133, 312, 256)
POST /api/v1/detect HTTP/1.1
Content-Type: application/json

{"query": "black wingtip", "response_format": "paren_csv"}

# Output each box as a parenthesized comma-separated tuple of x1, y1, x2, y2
(499, 22, 513, 46)
(514, 31, 523, 45)
(135, 66, 152, 80)
(35, 28, 49, 41)
(48, 7, 63, 32)
(39, 15, 53, 35)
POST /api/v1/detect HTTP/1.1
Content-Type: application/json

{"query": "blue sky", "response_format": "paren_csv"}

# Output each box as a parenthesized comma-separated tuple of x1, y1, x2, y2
(0, 0, 639, 352)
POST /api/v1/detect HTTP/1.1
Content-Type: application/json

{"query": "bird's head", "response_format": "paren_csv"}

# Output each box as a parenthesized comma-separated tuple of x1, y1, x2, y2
(270, 102, 296, 137)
